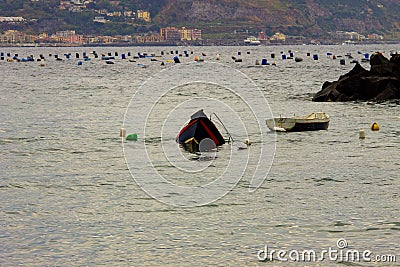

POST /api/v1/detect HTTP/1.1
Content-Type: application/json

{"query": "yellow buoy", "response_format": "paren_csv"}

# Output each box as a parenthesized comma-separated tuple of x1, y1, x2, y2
(359, 129, 366, 139)
(371, 122, 380, 131)
(120, 128, 126, 137)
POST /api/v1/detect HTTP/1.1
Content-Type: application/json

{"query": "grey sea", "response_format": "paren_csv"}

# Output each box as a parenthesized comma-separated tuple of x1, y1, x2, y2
(1, 44, 399, 266)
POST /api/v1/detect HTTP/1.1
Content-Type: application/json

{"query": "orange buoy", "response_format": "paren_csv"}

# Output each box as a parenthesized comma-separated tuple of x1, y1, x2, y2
(371, 122, 380, 131)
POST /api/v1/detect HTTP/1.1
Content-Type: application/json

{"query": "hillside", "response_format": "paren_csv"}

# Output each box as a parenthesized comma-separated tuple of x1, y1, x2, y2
(0, 0, 399, 39)
(155, 0, 400, 37)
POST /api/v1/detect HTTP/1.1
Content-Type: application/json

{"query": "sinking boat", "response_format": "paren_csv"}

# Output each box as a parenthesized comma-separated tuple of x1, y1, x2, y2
(266, 112, 330, 132)
(176, 110, 226, 152)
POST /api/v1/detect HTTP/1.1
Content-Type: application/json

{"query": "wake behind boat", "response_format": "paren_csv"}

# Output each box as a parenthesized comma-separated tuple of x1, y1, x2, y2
(266, 112, 330, 132)
(176, 110, 226, 152)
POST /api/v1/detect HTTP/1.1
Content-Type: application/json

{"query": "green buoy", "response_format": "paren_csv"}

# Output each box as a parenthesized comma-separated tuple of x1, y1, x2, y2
(126, 133, 138, 141)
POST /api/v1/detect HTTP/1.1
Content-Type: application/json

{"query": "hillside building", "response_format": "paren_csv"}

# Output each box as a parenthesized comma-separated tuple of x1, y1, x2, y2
(137, 10, 151, 22)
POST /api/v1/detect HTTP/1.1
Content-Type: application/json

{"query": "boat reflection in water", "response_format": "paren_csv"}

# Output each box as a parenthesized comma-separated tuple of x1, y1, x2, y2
(266, 112, 330, 132)
(176, 110, 226, 153)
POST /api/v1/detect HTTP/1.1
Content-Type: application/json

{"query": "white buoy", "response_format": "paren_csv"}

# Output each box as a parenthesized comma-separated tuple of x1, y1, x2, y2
(216, 54, 220, 60)
(359, 129, 366, 139)
(40, 59, 45, 67)
(120, 128, 126, 138)
(244, 139, 251, 146)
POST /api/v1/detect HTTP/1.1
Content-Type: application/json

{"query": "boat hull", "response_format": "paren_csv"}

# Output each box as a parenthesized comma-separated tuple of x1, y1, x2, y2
(177, 110, 225, 152)
(266, 112, 330, 132)
(289, 121, 329, 131)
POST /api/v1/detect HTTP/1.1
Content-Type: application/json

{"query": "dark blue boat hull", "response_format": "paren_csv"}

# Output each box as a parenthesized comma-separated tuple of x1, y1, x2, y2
(289, 121, 329, 132)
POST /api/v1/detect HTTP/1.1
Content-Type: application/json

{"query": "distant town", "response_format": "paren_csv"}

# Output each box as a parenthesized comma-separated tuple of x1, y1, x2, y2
(0, 13, 388, 46)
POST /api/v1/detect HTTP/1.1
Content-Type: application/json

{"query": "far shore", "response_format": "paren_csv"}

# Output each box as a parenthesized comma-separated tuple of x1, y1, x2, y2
(1, 40, 399, 48)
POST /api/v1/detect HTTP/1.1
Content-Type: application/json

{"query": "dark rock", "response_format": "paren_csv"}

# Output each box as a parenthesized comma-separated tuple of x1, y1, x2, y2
(370, 53, 389, 66)
(313, 53, 400, 102)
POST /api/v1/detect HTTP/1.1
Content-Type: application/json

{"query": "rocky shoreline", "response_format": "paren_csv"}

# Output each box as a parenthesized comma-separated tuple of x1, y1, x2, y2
(313, 53, 400, 102)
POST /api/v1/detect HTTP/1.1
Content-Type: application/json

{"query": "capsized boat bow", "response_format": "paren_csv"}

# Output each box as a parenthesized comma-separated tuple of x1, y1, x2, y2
(176, 110, 226, 152)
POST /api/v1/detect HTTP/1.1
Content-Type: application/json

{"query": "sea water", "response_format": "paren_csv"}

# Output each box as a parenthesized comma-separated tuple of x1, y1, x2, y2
(0, 45, 399, 266)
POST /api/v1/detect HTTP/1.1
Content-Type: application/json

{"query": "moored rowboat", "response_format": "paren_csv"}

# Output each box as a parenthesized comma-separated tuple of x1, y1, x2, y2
(266, 112, 330, 132)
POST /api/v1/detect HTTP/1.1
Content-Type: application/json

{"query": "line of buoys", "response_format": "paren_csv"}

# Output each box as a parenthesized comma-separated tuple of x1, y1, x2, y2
(5, 49, 386, 69)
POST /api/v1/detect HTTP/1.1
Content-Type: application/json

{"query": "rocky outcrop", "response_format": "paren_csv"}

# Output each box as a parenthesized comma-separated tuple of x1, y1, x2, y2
(312, 53, 400, 102)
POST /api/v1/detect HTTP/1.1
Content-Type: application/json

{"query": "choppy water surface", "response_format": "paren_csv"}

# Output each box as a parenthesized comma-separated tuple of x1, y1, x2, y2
(1, 45, 399, 266)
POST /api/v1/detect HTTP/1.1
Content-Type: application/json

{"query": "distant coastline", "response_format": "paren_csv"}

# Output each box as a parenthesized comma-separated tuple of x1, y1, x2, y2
(1, 40, 399, 48)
